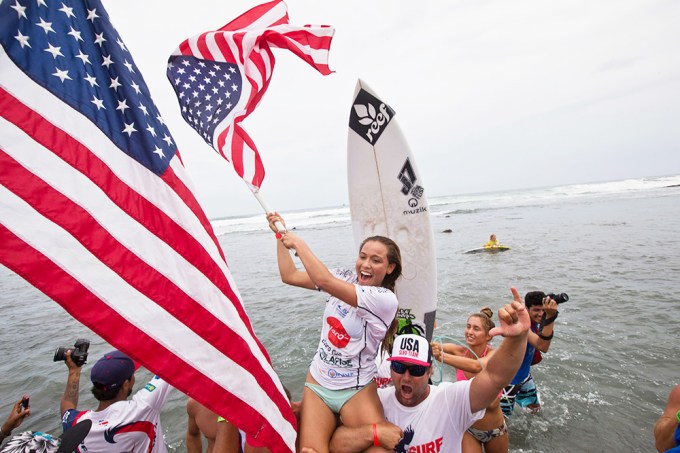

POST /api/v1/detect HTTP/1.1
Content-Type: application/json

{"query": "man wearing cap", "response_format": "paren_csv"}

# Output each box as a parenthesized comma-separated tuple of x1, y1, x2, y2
(60, 350, 172, 452)
(329, 289, 531, 453)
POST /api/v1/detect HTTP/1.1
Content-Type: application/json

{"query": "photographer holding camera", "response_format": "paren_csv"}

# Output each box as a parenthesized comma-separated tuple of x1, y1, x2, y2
(500, 291, 566, 417)
(59, 346, 173, 452)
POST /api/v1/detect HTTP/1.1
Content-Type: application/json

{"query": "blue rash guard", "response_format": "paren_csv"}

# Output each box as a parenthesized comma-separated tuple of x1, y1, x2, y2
(510, 324, 538, 385)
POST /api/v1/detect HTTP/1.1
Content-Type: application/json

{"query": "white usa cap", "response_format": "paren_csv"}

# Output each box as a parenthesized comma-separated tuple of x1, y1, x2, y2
(387, 334, 432, 366)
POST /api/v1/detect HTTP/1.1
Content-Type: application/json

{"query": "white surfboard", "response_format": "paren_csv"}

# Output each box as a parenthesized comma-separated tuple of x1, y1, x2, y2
(347, 79, 437, 340)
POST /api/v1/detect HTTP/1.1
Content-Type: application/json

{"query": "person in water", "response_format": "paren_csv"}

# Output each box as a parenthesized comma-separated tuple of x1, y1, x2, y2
(483, 234, 500, 249)
(329, 289, 531, 453)
(500, 291, 558, 417)
(432, 307, 509, 453)
(267, 212, 402, 453)
(654, 383, 680, 453)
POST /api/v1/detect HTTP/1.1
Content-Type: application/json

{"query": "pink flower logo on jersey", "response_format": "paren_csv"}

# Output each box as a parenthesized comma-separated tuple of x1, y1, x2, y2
(327, 316, 350, 348)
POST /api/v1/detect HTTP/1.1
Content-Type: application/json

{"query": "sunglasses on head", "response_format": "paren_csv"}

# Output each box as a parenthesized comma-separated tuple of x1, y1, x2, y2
(390, 361, 428, 377)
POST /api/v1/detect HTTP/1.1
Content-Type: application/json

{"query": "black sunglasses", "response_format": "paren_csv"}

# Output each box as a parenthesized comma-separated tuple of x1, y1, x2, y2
(390, 361, 428, 377)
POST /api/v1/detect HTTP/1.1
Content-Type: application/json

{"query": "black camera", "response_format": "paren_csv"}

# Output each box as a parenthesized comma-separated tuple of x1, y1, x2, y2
(546, 293, 569, 304)
(54, 339, 90, 367)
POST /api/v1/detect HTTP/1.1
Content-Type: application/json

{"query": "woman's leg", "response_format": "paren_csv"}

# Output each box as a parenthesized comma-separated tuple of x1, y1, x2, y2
(339, 382, 391, 452)
(298, 378, 339, 453)
(461, 432, 483, 453)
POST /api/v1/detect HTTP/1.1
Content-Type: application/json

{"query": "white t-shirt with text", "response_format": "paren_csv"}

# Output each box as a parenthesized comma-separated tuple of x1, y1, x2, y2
(378, 380, 485, 453)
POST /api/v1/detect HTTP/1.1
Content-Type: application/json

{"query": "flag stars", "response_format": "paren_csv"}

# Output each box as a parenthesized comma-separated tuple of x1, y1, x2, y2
(198, 84, 205, 91)
(162, 134, 173, 146)
(123, 60, 134, 73)
(52, 68, 72, 82)
(94, 32, 106, 46)
(188, 75, 196, 82)
(83, 73, 98, 87)
(36, 0, 47, 6)
(68, 27, 83, 42)
(156, 115, 165, 126)
(109, 76, 122, 90)
(152, 146, 165, 159)
(193, 68, 201, 75)
(87, 8, 99, 21)
(91, 96, 105, 110)
(116, 37, 128, 52)
(228, 67, 236, 73)
(146, 124, 157, 137)
(14, 31, 31, 48)
(58, 3, 75, 18)
(101, 54, 113, 67)
(44, 43, 64, 59)
(36, 17, 55, 34)
(217, 80, 225, 87)
(131, 81, 141, 95)
(177, 67, 186, 75)
(231, 83, 238, 92)
(181, 59, 190, 67)
(75, 50, 91, 65)
(138, 102, 149, 116)
(122, 122, 137, 136)
(116, 99, 130, 113)
(11, 1, 27, 19)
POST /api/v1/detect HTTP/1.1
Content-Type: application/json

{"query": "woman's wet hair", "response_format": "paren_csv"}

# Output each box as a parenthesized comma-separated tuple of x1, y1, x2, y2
(468, 306, 496, 333)
(359, 236, 402, 292)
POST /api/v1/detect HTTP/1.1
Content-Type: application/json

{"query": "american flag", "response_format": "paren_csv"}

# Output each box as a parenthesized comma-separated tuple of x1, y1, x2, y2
(0, 1, 296, 451)
(167, 0, 334, 190)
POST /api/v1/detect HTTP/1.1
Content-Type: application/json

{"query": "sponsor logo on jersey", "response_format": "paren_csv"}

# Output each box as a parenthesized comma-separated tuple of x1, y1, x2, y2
(349, 89, 395, 145)
(327, 368, 354, 379)
(144, 383, 157, 392)
(335, 304, 349, 318)
(327, 316, 350, 348)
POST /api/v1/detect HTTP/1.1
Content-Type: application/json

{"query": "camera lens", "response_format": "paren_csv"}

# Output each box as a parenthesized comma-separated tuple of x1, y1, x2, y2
(53, 347, 67, 362)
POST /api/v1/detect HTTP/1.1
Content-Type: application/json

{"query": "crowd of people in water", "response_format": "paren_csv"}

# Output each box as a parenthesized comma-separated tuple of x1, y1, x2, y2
(2, 221, 679, 453)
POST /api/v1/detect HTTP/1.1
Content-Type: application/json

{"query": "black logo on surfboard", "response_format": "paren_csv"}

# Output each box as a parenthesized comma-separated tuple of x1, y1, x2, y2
(349, 89, 395, 145)
(399, 158, 426, 214)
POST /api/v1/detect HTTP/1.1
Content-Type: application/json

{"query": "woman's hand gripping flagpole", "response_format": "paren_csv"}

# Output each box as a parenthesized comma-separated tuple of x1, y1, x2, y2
(253, 190, 286, 234)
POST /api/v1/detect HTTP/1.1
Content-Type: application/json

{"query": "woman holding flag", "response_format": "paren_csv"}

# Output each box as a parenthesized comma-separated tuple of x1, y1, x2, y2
(267, 212, 401, 452)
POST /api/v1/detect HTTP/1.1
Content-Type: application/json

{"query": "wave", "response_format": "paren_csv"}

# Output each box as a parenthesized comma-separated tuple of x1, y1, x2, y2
(210, 174, 680, 234)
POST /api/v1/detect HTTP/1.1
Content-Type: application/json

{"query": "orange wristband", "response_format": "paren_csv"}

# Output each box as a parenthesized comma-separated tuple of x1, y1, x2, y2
(373, 423, 379, 447)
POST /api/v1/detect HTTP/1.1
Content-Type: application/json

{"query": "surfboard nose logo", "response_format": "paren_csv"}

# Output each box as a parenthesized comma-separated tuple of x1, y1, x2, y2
(349, 89, 395, 144)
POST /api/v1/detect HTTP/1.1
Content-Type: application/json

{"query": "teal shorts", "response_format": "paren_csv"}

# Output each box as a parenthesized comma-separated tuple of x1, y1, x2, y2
(304, 383, 362, 414)
(500, 373, 541, 417)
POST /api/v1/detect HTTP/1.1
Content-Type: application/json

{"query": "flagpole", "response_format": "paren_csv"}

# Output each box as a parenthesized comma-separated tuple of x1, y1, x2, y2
(252, 190, 286, 233)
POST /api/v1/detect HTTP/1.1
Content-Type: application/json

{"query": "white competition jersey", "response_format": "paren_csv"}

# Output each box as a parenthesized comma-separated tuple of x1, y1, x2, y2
(378, 380, 484, 453)
(309, 268, 398, 389)
(62, 376, 172, 452)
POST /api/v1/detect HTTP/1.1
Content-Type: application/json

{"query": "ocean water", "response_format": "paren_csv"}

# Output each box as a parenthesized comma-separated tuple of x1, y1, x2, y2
(2, 174, 680, 452)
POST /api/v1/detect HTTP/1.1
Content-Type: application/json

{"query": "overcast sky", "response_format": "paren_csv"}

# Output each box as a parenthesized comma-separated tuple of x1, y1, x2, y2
(104, 0, 680, 219)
